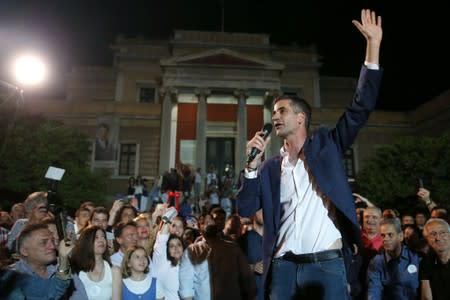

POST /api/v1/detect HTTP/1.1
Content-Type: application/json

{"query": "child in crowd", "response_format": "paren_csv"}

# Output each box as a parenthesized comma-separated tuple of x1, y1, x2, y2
(121, 246, 163, 300)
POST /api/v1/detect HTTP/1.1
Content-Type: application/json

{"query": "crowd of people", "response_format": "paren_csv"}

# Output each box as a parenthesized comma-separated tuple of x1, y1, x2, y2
(1, 8, 450, 300)
(0, 186, 259, 299)
(1, 180, 449, 299)
(132, 161, 237, 219)
(351, 188, 450, 300)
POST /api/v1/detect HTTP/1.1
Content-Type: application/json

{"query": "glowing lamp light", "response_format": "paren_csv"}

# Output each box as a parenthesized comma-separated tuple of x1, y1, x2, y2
(13, 54, 47, 86)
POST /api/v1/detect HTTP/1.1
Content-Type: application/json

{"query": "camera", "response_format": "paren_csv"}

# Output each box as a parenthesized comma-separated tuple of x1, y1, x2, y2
(45, 166, 69, 243)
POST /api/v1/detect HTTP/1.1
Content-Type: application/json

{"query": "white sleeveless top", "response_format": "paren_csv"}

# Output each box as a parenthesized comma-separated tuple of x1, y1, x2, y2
(79, 260, 113, 300)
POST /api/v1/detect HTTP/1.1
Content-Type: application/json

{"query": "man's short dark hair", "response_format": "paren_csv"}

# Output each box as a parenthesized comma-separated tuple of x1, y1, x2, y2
(273, 95, 312, 130)
(380, 217, 402, 233)
(209, 206, 226, 217)
(113, 220, 137, 252)
(431, 206, 448, 219)
(17, 223, 49, 251)
(75, 206, 91, 218)
(90, 206, 109, 221)
(113, 220, 137, 239)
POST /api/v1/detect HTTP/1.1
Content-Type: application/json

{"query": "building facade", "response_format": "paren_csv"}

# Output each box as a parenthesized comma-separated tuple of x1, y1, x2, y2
(22, 30, 450, 197)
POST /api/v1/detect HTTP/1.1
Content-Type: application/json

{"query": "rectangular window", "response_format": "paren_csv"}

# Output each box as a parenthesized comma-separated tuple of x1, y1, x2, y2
(138, 87, 155, 103)
(180, 140, 196, 167)
(119, 143, 136, 175)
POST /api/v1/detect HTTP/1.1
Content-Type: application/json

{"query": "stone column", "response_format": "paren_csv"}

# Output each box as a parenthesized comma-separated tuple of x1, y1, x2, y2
(159, 87, 178, 174)
(264, 90, 281, 159)
(114, 71, 124, 102)
(234, 89, 249, 169)
(195, 88, 210, 174)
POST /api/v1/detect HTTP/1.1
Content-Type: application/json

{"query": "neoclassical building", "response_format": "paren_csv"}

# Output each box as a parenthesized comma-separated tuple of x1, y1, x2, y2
(22, 30, 450, 197)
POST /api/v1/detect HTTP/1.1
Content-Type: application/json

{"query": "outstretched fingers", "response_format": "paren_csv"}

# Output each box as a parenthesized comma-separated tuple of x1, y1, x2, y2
(353, 9, 382, 43)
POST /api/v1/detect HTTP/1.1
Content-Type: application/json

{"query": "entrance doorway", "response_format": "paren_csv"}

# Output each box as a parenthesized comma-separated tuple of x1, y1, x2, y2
(206, 137, 235, 183)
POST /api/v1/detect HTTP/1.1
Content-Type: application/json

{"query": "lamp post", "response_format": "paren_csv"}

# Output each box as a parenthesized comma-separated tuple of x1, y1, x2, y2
(0, 53, 47, 155)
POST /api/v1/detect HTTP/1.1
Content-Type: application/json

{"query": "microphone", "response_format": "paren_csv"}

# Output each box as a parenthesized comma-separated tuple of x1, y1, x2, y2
(247, 123, 273, 164)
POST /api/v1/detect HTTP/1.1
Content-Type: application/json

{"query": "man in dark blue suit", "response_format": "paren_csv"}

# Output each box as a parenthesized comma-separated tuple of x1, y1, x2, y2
(236, 9, 383, 300)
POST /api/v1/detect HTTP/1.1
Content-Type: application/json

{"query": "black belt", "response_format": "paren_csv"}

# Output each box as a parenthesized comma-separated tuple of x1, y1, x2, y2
(282, 249, 342, 264)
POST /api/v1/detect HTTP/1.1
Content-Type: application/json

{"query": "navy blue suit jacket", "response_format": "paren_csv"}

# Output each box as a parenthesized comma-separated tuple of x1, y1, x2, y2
(236, 65, 383, 290)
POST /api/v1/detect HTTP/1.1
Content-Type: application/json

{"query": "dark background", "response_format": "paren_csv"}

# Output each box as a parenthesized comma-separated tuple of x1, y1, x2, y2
(1, 0, 448, 110)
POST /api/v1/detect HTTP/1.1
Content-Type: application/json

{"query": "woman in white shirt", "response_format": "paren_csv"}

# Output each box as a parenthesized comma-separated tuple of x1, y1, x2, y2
(70, 225, 121, 300)
(153, 211, 185, 300)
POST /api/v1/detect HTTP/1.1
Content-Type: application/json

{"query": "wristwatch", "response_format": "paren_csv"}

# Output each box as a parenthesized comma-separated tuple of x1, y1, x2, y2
(57, 267, 69, 273)
(55, 266, 72, 280)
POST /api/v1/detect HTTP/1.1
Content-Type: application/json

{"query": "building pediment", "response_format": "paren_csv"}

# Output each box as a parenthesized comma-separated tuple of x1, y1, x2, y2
(161, 48, 284, 70)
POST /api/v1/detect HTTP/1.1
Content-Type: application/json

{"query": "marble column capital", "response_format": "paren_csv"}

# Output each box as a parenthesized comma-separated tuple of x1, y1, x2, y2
(160, 87, 178, 95)
(265, 89, 281, 98)
(264, 89, 281, 107)
(194, 88, 211, 98)
(233, 89, 250, 99)
(160, 87, 178, 103)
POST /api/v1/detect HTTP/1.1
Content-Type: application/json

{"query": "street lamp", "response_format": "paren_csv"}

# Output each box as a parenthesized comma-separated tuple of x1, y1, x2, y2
(13, 53, 47, 87)
(0, 53, 47, 155)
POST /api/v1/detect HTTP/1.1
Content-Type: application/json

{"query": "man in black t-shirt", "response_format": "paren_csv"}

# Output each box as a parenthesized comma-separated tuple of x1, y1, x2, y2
(420, 218, 450, 300)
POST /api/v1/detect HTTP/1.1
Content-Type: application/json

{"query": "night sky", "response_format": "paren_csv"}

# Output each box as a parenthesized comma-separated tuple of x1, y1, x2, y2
(0, 0, 448, 111)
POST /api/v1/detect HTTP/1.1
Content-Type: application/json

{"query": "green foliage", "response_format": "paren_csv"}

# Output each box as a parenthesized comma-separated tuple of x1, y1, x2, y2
(355, 131, 450, 213)
(0, 111, 110, 210)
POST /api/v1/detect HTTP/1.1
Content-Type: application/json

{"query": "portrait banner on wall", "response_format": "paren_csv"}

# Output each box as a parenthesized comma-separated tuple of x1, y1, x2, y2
(94, 116, 119, 165)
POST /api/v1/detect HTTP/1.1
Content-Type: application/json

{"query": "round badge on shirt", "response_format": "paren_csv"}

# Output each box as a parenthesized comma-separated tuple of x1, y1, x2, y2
(407, 264, 417, 273)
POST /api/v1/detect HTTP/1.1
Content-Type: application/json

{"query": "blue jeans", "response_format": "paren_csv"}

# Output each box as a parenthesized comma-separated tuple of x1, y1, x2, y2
(270, 256, 350, 300)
